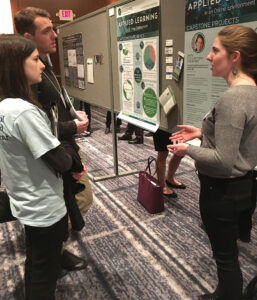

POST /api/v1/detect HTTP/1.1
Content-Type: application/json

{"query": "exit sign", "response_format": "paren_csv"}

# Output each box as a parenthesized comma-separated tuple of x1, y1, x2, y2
(58, 9, 74, 21)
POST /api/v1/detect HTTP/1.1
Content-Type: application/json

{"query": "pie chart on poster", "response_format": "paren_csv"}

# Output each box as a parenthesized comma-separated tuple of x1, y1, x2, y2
(144, 45, 156, 70)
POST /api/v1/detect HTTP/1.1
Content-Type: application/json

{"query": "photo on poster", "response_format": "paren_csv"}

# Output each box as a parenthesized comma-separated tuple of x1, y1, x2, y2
(173, 51, 184, 81)
(192, 32, 205, 53)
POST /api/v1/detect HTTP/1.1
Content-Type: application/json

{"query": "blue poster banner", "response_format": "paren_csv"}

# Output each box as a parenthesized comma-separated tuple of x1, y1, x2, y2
(183, 0, 257, 127)
(185, 0, 257, 31)
(117, 6, 159, 41)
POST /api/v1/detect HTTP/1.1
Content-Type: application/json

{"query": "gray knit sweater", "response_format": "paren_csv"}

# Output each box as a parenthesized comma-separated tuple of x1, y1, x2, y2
(187, 85, 257, 178)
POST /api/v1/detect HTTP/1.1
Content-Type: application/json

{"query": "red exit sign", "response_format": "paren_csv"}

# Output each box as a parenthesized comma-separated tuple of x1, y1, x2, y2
(62, 10, 71, 18)
(58, 9, 74, 21)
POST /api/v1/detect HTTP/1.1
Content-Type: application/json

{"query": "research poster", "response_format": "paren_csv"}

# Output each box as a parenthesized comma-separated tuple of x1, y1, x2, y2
(62, 33, 86, 90)
(184, 0, 257, 127)
(116, 0, 160, 132)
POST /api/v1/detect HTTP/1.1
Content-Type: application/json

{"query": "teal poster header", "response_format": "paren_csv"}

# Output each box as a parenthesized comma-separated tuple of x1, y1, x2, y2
(185, 0, 257, 31)
(117, 6, 160, 41)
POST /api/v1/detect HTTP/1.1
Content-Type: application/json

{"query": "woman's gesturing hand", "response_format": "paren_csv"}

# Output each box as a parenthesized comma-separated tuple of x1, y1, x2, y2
(170, 125, 202, 144)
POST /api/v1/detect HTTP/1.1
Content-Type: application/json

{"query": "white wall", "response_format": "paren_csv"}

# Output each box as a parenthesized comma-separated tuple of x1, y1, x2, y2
(0, 0, 14, 34)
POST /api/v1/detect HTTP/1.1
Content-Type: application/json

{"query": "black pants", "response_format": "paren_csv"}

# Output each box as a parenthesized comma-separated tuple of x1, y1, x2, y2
(199, 172, 255, 300)
(238, 170, 257, 239)
(106, 111, 121, 127)
(24, 214, 68, 300)
(125, 123, 143, 138)
(0, 191, 16, 223)
(80, 101, 91, 131)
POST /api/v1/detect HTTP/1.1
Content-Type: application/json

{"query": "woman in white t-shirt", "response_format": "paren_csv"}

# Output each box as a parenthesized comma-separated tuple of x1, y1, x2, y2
(0, 34, 83, 300)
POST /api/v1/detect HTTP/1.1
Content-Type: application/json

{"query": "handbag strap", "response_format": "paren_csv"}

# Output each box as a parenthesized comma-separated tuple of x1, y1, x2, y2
(145, 156, 158, 176)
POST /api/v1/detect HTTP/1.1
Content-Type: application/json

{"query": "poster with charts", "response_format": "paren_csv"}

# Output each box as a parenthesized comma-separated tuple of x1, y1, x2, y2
(183, 0, 257, 127)
(62, 33, 86, 90)
(116, 0, 160, 132)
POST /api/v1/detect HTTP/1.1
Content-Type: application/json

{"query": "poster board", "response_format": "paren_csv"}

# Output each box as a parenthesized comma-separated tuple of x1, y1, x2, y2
(57, 0, 186, 131)
(183, 0, 257, 127)
(116, 0, 160, 132)
(57, 7, 112, 111)
(109, 0, 185, 131)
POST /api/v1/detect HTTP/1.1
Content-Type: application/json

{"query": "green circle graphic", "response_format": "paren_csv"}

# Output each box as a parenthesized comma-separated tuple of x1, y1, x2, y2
(142, 88, 157, 118)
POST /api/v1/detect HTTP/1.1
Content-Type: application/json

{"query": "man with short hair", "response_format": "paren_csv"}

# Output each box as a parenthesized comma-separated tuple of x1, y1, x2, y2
(14, 7, 93, 272)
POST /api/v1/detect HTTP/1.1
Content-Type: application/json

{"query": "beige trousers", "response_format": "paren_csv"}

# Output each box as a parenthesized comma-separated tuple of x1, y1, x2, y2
(67, 150, 93, 230)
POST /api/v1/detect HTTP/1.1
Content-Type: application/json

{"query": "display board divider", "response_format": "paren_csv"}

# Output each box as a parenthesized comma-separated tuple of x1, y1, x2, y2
(57, 0, 185, 181)
(94, 0, 138, 182)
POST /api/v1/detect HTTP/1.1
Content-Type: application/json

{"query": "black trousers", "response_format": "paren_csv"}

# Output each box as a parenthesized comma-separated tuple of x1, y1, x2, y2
(80, 101, 91, 131)
(106, 111, 121, 127)
(199, 172, 255, 300)
(125, 123, 143, 138)
(0, 191, 16, 223)
(24, 214, 68, 300)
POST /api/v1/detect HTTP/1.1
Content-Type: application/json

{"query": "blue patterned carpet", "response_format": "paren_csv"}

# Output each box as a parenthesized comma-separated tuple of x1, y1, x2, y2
(1, 106, 257, 300)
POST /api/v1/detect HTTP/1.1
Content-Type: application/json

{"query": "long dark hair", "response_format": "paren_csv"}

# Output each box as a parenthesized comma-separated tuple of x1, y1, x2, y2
(0, 34, 42, 108)
(218, 25, 257, 84)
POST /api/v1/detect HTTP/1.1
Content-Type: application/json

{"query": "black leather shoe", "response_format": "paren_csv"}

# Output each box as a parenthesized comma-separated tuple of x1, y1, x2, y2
(118, 134, 132, 141)
(105, 127, 111, 134)
(58, 268, 69, 279)
(166, 180, 186, 189)
(128, 137, 144, 144)
(239, 233, 251, 243)
(198, 292, 221, 300)
(163, 191, 177, 198)
(83, 130, 91, 137)
(244, 275, 257, 299)
(60, 250, 87, 271)
(87, 127, 93, 134)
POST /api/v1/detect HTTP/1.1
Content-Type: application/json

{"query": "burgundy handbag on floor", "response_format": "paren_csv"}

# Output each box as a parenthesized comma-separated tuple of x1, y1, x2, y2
(137, 156, 164, 214)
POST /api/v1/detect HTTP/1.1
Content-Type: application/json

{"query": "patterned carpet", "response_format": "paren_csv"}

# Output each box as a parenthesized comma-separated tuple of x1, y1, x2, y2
(1, 106, 257, 300)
